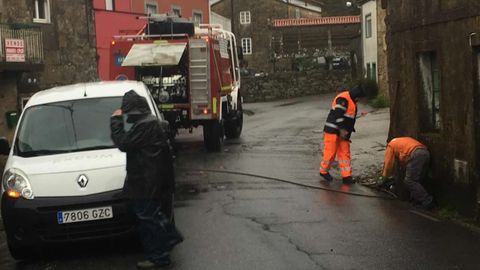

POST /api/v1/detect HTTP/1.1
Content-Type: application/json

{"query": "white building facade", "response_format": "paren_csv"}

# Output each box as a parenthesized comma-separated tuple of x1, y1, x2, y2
(360, 0, 378, 82)
(211, 11, 231, 31)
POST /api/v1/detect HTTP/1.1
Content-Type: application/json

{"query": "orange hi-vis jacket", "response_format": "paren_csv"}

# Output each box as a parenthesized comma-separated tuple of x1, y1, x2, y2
(382, 137, 427, 178)
(323, 91, 358, 136)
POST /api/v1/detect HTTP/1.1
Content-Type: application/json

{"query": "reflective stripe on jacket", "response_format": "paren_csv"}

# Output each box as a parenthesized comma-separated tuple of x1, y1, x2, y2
(323, 91, 357, 135)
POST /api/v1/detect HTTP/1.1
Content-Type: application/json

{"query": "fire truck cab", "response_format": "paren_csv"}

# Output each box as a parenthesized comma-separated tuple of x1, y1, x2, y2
(110, 15, 243, 152)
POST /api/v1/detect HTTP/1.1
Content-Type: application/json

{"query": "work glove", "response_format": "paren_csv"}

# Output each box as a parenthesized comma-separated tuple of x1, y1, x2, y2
(377, 176, 394, 189)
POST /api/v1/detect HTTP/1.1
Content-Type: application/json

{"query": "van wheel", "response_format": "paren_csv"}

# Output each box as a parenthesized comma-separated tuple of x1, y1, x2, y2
(203, 121, 224, 152)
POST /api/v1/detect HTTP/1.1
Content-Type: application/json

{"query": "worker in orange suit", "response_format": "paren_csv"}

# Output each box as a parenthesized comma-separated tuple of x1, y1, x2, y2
(381, 137, 434, 209)
(319, 85, 365, 184)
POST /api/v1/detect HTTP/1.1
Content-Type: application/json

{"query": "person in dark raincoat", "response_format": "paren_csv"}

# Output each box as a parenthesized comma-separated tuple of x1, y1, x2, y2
(110, 90, 183, 269)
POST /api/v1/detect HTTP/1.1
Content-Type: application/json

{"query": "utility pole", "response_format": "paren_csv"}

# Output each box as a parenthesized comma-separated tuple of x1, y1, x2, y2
(287, 0, 290, 18)
(230, 0, 235, 33)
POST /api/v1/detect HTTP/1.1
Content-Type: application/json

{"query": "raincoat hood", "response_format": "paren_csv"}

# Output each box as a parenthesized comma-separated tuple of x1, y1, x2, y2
(121, 90, 151, 115)
(348, 85, 365, 100)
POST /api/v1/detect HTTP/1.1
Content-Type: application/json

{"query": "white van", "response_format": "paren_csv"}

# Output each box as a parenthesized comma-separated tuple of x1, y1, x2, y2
(0, 81, 173, 260)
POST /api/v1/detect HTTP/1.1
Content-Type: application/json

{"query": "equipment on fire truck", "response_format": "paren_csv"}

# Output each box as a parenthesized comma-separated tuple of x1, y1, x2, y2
(110, 14, 243, 152)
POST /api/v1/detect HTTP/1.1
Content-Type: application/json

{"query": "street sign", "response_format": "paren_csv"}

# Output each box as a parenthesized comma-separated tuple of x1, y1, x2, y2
(114, 54, 125, 66)
(5, 38, 25, 62)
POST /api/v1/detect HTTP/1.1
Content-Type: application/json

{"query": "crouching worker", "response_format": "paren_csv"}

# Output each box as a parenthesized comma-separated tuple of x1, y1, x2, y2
(111, 90, 183, 269)
(381, 137, 434, 210)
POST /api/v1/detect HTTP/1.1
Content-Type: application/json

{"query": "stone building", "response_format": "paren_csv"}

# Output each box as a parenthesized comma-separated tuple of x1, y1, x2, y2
(212, 0, 361, 73)
(212, 0, 323, 72)
(270, 16, 361, 73)
(383, 0, 480, 219)
(0, 0, 98, 140)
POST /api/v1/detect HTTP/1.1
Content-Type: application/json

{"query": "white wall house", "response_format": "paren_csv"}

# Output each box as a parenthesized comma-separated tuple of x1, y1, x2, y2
(361, 0, 378, 82)
(211, 11, 231, 31)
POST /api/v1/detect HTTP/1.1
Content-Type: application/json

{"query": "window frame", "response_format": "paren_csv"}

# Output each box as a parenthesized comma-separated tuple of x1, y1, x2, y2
(242, 38, 252, 55)
(33, 0, 51, 24)
(105, 0, 115, 11)
(172, 5, 182, 17)
(417, 51, 441, 131)
(240, 11, 251, 25)
(366, 63, 371, 79)
(365, 13, 372, 39)
(295, 8, 301, 19)
(145, 2, 158, 15)
(192, 10, 203, 26)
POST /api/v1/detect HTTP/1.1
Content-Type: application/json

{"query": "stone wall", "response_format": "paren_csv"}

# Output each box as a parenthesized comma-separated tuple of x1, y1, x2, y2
(376, 1, 388, 98)
(0, 73, 18, 142)
(241, 70, 351, 102)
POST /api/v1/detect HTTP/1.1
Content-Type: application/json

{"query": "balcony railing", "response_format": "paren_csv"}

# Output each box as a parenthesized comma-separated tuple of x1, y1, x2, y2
(0, 23, 43, 64)
(272, 16, 361, 27)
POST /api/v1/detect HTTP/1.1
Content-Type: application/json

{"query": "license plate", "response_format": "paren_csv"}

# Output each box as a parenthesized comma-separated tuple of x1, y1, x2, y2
(57, 206, 113, 224)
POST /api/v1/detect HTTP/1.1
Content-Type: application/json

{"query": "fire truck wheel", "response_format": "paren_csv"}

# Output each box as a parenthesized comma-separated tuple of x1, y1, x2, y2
(203, 121, 224, 152)
(225, 108, 243, 139)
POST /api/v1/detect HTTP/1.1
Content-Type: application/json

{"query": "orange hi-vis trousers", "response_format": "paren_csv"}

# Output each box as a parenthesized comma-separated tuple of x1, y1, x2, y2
(319, 133, 352, 178)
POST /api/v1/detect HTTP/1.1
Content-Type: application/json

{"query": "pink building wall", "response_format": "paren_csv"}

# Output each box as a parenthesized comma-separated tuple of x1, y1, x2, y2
(93, 0, 209, 80)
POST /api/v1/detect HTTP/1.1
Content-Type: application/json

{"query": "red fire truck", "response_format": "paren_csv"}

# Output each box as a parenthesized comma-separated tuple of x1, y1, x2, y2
(110, 15, 243, 151)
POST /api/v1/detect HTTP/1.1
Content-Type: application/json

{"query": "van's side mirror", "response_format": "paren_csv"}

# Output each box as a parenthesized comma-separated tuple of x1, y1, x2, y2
(0, 137, 10, 155)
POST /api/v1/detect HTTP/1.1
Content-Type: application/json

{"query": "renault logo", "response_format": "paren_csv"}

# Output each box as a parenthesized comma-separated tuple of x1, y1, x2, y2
(77, 174, 89, 188)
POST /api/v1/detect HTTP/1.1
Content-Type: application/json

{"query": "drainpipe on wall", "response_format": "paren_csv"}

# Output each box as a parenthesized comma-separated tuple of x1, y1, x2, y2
(469, 32, 477, 47)
(230, 0, 235, 33)
(470, 31, 480, 222)
(208, 0, 211, 23)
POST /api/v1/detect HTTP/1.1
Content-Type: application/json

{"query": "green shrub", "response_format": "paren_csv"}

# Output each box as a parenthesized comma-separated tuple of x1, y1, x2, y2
(368, 94, 390, 108)
(350, 78, 379, 100)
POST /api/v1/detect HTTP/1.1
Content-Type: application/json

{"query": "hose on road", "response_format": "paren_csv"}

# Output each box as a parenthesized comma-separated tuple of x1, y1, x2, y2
(178, 168, 396, 200)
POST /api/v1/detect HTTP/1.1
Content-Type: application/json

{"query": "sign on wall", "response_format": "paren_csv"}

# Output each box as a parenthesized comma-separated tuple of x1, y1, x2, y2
(115, 54, 125, 66)
(5, 39, 25, 62)
(219, 39, 229, 59)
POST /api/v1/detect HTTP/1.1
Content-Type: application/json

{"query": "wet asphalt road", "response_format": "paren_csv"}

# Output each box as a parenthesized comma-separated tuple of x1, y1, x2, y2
(2, 94, 480, 269)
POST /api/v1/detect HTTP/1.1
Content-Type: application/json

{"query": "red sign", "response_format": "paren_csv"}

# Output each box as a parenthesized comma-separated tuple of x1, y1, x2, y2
(5, 39, 25, 62)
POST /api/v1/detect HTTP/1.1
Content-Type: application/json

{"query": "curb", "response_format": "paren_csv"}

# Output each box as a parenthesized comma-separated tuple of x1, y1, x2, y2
(243, 109, 255, 116)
